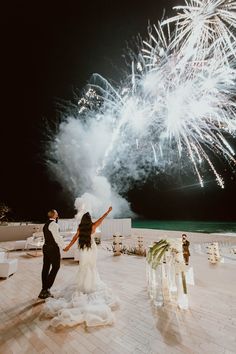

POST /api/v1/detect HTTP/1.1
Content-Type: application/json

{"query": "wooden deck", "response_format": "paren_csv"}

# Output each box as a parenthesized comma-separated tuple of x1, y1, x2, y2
(0, 231, 236, 354)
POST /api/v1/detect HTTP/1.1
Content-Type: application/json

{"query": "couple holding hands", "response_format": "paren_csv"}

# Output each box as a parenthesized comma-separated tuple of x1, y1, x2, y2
(39, 206, 118, 328)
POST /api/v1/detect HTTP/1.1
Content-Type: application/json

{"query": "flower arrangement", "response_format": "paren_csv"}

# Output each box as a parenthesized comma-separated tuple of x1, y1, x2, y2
(103, 242, 146, 256)
(146, 239, 171, 269)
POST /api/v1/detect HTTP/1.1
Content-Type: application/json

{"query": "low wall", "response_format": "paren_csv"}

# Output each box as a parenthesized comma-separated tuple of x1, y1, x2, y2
(100, 218, 132, 238)
(0, 218, 132, 242)
(59, 218, 132, 239)
(0, 224, 44, 242)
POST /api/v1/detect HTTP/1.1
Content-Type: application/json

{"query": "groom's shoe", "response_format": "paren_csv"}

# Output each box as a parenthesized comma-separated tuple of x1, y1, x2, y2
(46, 290, 54, 298)
(38, 289, 48, 299)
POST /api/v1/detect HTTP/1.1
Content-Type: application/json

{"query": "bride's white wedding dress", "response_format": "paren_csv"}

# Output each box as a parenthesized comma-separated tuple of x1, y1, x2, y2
(42, 239, 119, 327)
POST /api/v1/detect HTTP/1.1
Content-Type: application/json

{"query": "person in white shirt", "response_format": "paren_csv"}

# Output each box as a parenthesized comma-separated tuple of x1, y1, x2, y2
(38, 209, 65, 299)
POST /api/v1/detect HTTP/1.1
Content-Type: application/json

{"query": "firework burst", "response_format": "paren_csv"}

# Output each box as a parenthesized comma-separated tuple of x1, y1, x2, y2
(88, 0, 236, 188)
(48, 0, 236, 217)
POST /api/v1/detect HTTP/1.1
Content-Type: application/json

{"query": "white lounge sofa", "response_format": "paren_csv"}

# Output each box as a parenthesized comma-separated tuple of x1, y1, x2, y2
(0, 255, 18, 278)
(14, 240, 27, 250)
(60, 242, 79, 259)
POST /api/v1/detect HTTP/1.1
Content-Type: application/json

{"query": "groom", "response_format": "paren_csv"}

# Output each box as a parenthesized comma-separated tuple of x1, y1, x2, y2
(38, 209, 66, 299)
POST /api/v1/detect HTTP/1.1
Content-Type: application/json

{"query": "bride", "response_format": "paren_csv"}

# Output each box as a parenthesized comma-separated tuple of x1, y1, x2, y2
(42, 206, 119, 327)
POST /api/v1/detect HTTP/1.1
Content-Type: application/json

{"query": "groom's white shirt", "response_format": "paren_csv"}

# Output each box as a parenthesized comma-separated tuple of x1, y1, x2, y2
(48, 218, 65, 249)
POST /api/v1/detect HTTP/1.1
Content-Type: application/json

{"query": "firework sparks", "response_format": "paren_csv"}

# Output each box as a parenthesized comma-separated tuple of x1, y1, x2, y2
(88, 0, 236, 188)
(48, 0, 236, 217)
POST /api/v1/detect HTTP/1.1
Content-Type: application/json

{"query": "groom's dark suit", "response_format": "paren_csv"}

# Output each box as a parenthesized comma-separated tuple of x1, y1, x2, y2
(41, 219, 65, 291)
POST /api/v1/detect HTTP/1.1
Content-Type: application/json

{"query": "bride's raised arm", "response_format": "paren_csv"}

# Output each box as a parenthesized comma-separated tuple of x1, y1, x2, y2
(64, 229, 80, 251)
(92, 206, 112, 233)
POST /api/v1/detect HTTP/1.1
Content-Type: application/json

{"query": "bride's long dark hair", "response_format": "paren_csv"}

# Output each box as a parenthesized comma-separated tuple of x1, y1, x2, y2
(78, 212, 93, 249)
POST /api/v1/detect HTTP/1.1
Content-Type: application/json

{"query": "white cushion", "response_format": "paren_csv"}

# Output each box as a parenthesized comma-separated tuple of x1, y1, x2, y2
(14, 240, 27, 250)
(0, 252, 6, 261)
(61, 243, 80, 261)
(0, 258, 18, 278)
(73, 248, 80, 261)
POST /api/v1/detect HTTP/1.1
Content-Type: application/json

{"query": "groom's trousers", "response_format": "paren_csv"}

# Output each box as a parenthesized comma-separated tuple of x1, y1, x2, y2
(41, 244, 60, 290)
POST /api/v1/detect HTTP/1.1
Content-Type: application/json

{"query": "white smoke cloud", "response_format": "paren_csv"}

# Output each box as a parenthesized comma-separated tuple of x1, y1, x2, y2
(47, 114, 135, 218)
(74, 175, 133, 219)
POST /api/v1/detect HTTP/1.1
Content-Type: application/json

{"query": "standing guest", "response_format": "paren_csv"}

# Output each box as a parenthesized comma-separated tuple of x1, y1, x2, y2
(182, 233, 190, 265)
(38, 209, 65, 299)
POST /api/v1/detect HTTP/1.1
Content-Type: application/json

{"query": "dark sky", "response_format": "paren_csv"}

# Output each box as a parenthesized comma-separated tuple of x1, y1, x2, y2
(1, 0, 236, 221)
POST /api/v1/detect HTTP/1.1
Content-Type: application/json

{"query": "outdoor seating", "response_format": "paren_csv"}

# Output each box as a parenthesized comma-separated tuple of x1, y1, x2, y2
(0, 258, 18, 278)
(14, 240, 27, 250)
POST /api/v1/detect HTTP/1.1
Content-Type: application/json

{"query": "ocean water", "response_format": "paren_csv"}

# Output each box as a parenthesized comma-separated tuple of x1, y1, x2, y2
(132, 220, 236, 234)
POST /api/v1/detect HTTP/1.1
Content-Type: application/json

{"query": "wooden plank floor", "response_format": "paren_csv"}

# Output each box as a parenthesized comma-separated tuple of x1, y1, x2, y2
(0, 231, 236, 354)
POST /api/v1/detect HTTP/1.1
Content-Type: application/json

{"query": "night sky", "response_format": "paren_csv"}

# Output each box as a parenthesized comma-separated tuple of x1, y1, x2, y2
(1, 0, 236, 222)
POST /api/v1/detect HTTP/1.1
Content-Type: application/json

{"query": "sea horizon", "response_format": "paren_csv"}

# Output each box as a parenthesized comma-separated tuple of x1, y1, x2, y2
(132, 219, 236, 234)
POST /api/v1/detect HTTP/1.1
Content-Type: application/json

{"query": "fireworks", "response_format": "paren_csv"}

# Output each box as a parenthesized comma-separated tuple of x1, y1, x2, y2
(48, 0, 236, 217)
(87, 0, 236, 188)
